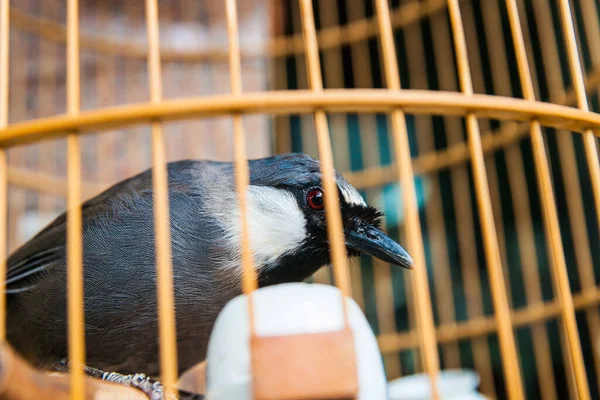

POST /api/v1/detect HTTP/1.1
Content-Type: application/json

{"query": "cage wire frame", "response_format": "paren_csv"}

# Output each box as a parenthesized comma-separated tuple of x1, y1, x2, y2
(0, 0, 599, 399)
(272, 2, 600, 400)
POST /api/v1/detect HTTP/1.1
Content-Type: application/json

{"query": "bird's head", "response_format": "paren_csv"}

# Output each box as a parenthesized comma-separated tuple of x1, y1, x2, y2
(215, 153, 413, 285)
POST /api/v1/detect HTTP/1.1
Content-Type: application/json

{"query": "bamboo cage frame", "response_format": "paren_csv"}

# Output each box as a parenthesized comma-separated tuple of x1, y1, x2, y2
(373, 0, 440, 394)
(65, 0, 85, 397)
(0, 0, 599, 399)
(6, 0, 449, 62)
(0, 71, 599, 197)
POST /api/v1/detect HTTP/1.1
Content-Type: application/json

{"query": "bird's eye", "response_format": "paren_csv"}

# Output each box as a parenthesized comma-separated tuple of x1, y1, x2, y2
(306, 188, 324, 211)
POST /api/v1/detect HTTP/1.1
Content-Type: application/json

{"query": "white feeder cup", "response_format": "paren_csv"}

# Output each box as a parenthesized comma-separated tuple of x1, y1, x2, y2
(204, 282, 388, 400)
(388, 369, 487, 400)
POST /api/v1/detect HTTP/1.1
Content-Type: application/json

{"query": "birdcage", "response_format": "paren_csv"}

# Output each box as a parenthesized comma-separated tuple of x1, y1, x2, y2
(0, 0, 599, 399)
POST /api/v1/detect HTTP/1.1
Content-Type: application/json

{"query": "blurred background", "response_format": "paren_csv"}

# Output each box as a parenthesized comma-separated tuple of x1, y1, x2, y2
(4, 1, 600, 399)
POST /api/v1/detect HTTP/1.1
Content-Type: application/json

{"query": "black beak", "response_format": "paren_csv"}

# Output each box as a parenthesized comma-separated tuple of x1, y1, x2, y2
(345, 223, 414, 269)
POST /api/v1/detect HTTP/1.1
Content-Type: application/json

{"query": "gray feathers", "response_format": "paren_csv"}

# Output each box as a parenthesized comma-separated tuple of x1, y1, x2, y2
(4, 153, 371, 377)
(6, 159, 239, 375)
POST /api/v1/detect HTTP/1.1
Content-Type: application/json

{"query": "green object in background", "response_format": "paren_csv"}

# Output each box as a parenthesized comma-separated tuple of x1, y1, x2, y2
(279, 1, 600, 398)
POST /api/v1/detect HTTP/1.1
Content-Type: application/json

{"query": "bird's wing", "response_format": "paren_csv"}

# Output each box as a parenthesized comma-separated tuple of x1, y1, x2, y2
(5, 210, 72, 293)
(5, 167, 158, 294)
(6, 248, 63, 293)
(5, 160, 213, 295)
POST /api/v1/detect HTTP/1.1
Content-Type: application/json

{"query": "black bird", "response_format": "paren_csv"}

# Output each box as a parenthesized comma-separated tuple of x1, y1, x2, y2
(6, 153, 412, 384)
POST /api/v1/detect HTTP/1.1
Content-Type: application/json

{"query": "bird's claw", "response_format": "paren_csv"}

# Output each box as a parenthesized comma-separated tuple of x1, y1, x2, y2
(129, 373, 166, 400)
(87, 369, 171, 400)
(52, 359, 203, 399)
(52, 359, 171, 399)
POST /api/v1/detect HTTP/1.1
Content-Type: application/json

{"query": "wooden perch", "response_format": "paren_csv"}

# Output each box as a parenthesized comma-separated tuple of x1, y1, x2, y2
(177, 361, 206, 395)
(0, 342, 147, 400)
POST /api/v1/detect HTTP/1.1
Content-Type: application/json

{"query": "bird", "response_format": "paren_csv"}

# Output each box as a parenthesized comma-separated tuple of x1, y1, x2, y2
(5, 152, 413, 382)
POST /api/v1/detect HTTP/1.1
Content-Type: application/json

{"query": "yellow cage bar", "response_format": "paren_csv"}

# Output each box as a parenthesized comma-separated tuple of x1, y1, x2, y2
(0, 1, 600, 399)
(66, 0, 85, 398)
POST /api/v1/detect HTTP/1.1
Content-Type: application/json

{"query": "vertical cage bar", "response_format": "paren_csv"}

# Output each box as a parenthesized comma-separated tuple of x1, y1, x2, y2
(403, 10, 462, 371)
(374, 0, 440, 394)
(580, 0, 600, 68)
(419, 17, 461, 372)
(459, 15, 516, 393)
(473, 1, 511, 293)
(579, 0, 600, 115)
(38, 0, 60, 222)
(0, 0, 9, 342)
(570, 6, 600, 389)
(66, 0, 85, 398)
(448, 9, 506, 383)
(207, 3, 232, 161)
(125, 1, 149, 176)
(346, 0, 400, 376)
(505, 1, 591, 399)
(289, 1, 319, 162)
(389, 12, 421, 374)
(225, 0, 257, 331)
(181, 0, 202, 161)
(316, 0, 349, 172)
(95, 2, 117, 197)
(529, 2, 583, 397)
(6, 1, 25, 256)
(427, 14, 498, 395)
(479, 1, 557, 397)
(271, 1, 290, 155)
(502, 141, 560, 400)
(145, 0, 178, 396)
(272, 31, 292, 155)
(290, 3, 327, 287)
(446, 1, 525, 399)
(298, 0, 351, 322)
(316, 0, 366, 309)
(558, 0, 600, 234)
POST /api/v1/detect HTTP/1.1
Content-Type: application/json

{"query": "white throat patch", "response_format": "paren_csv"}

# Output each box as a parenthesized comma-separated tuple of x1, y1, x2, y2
(220, 186, 307, 270)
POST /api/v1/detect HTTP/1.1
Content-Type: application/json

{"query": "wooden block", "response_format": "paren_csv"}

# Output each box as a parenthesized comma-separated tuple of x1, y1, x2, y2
(251, 329, 358, 400)
(178, 360, 206, 395)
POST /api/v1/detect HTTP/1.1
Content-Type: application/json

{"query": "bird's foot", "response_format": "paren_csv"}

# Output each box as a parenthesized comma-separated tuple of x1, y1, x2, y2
(51, 359, 168, 400)
(75, 363, 167, 399)
(90, 369, 167, 400)
(52, 359, 203, 399)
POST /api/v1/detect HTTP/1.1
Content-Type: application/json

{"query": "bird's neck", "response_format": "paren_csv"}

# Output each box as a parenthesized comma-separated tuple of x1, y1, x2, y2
(256, 248, 330, 287)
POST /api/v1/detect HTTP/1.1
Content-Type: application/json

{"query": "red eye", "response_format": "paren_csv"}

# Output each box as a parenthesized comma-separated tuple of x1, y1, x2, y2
(306, 188, 324, 211)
